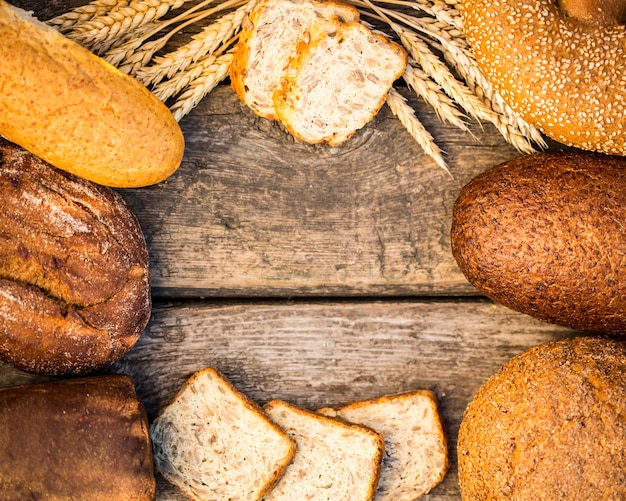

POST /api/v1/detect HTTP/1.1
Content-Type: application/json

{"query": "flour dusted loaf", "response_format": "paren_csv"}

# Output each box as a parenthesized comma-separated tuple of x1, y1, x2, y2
(150, 368, 296, 501)
(274, 21, 407, 145)
(230, 0, 407, 145)
(0, 0, 184, 187)
(230, 0, 359, 119)
(0, 374, 155, 500)
(458, 336, 626, 500)
(0, 138, 151, 375)
(262, 399, 385, 501)
(318, 390, 449, 500)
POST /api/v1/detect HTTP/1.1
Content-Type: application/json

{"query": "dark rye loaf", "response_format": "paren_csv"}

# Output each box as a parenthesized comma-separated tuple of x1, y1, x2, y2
(0, 138, 151, 375)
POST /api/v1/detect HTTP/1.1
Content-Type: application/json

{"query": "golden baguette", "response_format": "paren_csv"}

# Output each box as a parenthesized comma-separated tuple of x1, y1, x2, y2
(0, 0, 184, 188)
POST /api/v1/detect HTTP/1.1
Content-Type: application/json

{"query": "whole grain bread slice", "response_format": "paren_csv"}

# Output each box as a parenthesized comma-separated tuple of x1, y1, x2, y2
(230, 0, 359, 119)
(273, 21, 407, 145)
(262, 399, 384, 501)
(150, 368, 296, 501)
(318, 390, 449, 500)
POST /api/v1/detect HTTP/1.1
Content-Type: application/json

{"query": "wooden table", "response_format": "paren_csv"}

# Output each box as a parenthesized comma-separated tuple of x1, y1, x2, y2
(2, 2, 580, 499)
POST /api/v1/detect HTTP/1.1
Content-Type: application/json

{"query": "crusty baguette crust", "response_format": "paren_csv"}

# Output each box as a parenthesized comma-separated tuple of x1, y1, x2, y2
(318, 390, 449, 500)
(0, 0, 184, 188)
(0, 375, 156, 500)
(151, 368, 296, 501)
(0, 138, 151, 375)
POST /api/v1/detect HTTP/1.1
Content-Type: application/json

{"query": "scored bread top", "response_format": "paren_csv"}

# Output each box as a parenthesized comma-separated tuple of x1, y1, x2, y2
(262, 399, 385, 501)
(318, 390, 449, 500)
(150, 368, 296, 501)
(230, 0, 360, 119)
(273, 21, 407, 145)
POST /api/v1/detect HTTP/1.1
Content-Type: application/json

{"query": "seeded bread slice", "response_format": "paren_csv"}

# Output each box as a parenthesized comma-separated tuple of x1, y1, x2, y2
(262, 399, 384, 501)
(150, 368, 296, 501)
(318, 390, 449, 500)
(273, 21, 407, 146)
(230, 0, 360, 119)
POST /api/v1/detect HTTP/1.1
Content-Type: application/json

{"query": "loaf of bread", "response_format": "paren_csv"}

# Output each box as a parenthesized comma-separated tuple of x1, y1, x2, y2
(0, 374, 155, 500)
(150, 368, 296, 501)
(0, 138, 151, 375)
(318, 390, 449, 500)
(273, 21, 407, 145)
(262, 399, 385, 501)
(0, 0, 184, 188)
(230, 0, 360, 119)
(458, 336, 626, 500)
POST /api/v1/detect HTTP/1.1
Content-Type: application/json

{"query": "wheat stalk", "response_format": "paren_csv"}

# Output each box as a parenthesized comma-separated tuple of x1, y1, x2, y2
(402, 64, 468, 133)
(169, 49, 236, 121)
(137, 0, 253, 86)
(386, 88, 451, 175)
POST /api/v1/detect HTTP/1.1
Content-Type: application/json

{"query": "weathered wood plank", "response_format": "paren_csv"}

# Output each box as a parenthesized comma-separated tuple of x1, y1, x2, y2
(117, 86, 548, 298)
(0, 299, 582, 500)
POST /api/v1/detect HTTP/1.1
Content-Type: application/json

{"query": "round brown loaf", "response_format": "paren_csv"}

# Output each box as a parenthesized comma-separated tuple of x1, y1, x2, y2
(461, 0, 626, 155)
(0, 138, 151, 375)
(458, 336, 626, 500)
(0, 0, 184, 188)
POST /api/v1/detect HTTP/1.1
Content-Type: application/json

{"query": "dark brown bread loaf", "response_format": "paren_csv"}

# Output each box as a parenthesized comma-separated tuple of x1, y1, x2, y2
(0, 374, 156, 500)
(451, 151, 626, 334)
(0, 138, 151, 375)
(457, 336, 626, 500)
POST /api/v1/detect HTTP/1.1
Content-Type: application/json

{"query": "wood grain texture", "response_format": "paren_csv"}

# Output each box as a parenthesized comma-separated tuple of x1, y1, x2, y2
(0, 300, 581, 500)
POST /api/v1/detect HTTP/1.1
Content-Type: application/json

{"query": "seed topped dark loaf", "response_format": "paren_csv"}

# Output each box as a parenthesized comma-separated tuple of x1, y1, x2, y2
(0, 138, 151, 375)
(0, 374, 156, 500)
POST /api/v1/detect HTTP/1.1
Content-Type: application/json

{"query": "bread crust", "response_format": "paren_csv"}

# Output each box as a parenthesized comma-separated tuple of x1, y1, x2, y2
(461, 0, 626, 155)
(0, 375, 156, 500)
(0, 0, 184, 187)
(457, 336, 626, 500)
(0, 138, 151, 375)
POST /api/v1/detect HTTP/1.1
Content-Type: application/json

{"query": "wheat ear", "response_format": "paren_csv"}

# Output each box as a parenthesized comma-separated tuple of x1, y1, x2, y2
(47, 0, 126, 32)
(169, 48, 236, 121)
(386, 89, 451, 176)
(137, 0, 253, 86)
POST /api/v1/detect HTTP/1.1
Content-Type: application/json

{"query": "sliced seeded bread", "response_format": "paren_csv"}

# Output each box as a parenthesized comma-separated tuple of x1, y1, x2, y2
(230, 0, 360, 119)
(262, 399, 385, 501)
(273, 20, 407, 145)
(150, 368, 296, 501)
(318, 390, 449, 500)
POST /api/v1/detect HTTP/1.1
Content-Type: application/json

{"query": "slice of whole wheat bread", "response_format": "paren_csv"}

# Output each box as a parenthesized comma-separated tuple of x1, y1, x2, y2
(230, 0, 359, 120)
(262, 399, 385, 501)
(150, 368, 296, 501)
(273, 20, 407, 145)
(318, 390, 449, 500)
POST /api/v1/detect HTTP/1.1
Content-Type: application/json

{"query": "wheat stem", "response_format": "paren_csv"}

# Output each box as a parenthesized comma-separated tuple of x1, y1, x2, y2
(386, 89, 451, 176)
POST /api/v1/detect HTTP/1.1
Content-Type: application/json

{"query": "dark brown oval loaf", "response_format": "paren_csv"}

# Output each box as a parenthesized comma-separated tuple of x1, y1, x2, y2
(451, 151, 626, 334)
(0, 138, 151, 375)
(0, 374, 156, 500)
(457, 336, 626, 500)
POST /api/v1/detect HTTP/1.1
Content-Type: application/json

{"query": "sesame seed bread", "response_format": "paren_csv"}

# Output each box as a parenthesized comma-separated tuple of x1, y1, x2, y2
(318, 390, 449, 500)
(150, 368, 296, 501)
(230, 0, 360, 120)
(273, 21, 407, 146)
(262, 399, 385, 501)
(461, 0, 626, 155)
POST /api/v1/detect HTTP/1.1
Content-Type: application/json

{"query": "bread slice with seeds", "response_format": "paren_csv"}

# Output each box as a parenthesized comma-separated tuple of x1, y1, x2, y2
(273, 21, 407, 146)
(318, 390, 449, 500)
(230, 0, 360, 120)
(262, 399, 385, 501)
(150, 368, 296, 501)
